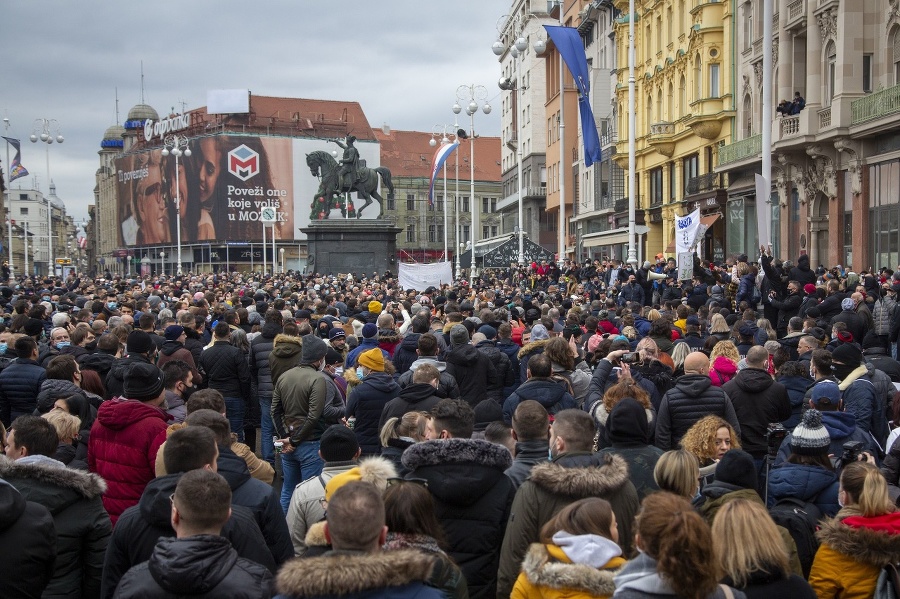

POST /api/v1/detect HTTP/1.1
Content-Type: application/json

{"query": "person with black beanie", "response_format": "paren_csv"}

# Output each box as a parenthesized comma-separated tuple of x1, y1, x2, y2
(597, 398, 664, 500)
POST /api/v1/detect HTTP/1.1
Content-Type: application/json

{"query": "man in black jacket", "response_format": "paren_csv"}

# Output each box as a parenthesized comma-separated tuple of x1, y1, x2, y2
(104, 330, 156, 401)
(199, 322, 251, 442)
(379, 363, 442, 429)
(100, 427, 276, 599)
(113, 469, 273, 599)
(0, 336, 45, 427)
(444, 325, 498, 407)
(769, 280, 805, 338)
(249, 309, 282, 465)
(505, 400, 550, 489)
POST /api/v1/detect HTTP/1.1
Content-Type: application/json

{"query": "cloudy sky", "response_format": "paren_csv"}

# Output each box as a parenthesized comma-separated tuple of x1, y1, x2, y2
(0, 0, 511, 223)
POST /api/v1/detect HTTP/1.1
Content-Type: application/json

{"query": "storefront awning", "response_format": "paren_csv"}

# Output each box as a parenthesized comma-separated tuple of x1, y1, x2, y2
(582, 228, 630, 248)
(664, 213, 721, 253)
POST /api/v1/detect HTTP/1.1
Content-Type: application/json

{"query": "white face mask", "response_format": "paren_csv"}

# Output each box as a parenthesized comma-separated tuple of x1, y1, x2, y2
(318, 360, 326, 372)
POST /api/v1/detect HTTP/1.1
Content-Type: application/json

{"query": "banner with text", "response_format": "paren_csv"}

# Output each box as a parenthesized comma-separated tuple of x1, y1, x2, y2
(675, 208, 701, 254)
(398, 261, 454, 291)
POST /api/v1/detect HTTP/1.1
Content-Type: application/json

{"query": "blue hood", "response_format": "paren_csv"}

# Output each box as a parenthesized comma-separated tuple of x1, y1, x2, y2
(767, 463, 840, 516)
(821, 410, 857, 441)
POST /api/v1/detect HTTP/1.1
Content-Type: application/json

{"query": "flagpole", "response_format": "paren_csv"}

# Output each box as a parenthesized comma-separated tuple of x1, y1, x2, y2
(443, 156, 448, 261)
(2, 129, 12, 279)
(557, 5, 566, 268)
(627, 0, 637, 266)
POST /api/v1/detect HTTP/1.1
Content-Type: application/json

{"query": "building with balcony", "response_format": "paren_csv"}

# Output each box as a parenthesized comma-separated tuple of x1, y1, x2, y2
(717, 0, 900, 269)
(611, 0, 734, 262)
(3, 184, 71, 277)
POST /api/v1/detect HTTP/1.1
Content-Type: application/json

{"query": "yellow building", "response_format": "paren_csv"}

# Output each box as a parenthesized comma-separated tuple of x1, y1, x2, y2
(612, 0, 735, 262)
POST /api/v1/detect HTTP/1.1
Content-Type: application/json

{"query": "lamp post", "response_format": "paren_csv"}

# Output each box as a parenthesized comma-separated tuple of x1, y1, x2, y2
(160, 135, 191, 276)
(3, 117, 14, 278)
(30, 118, 64, 276)
(279, 247, 285, 273)
(453, 85, 491, 278)
(159, 251, 166, 277)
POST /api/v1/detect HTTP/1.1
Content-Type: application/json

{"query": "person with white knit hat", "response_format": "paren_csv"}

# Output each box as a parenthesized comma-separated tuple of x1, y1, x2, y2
(766, 409, 841, 517)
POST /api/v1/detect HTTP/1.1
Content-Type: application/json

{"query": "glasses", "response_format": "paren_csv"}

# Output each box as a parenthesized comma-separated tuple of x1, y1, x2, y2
(169, 493, 176, 505)
(386, 477, 428, 488)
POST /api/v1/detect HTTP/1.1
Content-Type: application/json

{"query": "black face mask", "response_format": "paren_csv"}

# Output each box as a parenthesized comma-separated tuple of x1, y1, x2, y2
(181, 384, 198, 401)
(832, 363, 855, 381)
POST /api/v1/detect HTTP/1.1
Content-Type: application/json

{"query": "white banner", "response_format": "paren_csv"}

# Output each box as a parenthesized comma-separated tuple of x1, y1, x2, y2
(677, 252, 694, 281)
(398, 261, 454, 292)
(755, 174, 771, 249)
(675, 208, 701, 254)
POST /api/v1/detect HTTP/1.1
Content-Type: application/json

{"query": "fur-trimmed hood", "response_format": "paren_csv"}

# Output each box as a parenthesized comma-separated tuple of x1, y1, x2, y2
(520, 542, 624, 596)
(816, 512, 900, 567)
(272, 333, 302, 351)
(528, 452, 630, 497)
(276, 549, 436, 597)
(518, 338, 550, 359)
(0, 455, 106, 516)
(401, 438, 512, 471)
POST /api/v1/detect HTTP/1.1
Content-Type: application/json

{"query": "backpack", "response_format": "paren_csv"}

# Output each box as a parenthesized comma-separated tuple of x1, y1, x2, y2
(875, 563, 900, 599)
(768, 496, 823, 578)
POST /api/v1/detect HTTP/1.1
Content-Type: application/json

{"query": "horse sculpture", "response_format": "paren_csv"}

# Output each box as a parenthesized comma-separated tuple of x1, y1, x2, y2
(306, 150, 394, 219)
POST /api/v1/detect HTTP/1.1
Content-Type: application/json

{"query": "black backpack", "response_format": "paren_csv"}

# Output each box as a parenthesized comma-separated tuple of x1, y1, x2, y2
(768, 496, 823, 578)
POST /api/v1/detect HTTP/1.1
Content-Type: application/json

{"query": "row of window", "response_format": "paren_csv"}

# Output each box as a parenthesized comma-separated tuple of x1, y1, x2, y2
(386, 195, 498, 213)
(647, 153, 702, 205)
(403, 223, 501, 245)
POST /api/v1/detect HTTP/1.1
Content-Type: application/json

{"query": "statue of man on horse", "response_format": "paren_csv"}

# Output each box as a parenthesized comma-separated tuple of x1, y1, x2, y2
(334, 135, 361, 190)
(306, 138, 394, 220)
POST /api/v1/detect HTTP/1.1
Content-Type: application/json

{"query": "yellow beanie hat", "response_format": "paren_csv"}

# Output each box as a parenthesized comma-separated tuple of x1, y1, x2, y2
(368, 300, 383, 314)
(358, 348, 385, 372)
(325, 467, 362, 501)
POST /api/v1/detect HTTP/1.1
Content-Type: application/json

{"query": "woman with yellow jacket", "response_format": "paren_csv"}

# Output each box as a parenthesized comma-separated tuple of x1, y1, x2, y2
(512, 497, 626, 599)
(808, 461, 900, 599)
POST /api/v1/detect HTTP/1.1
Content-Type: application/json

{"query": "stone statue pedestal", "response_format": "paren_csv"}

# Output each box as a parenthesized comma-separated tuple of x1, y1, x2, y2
(302, 219, 401, 277)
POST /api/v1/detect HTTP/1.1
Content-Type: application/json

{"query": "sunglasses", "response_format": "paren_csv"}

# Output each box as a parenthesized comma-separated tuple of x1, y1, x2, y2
(386, 477, 428, 488)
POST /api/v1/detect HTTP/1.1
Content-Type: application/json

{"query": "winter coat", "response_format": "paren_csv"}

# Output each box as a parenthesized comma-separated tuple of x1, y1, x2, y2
(113, 535, 273, 599)
(183, 328, 205, 366)
(445, 344, 499, 407)
(87, 398, 168, 525)
(378, 330, 401, 358)
(839, 365, 886, 443)
(273, 549, 444, 599)
(831, 309, 868, 345)
(396, 357, 461, 399)
(272, 363, 328, 445)
(0, 357, 46, 426)
(809, 510, 900, 599)
(379, 382, 442, 430)
(475, 340, 514, 401)
(615, 552, 745, 599)
(216, 447, 293, 566)
(0, 479, 57, 599)
(104, 354, 152, 401)
(766, 462, 840, 517)
(518, 339, 550, 385)
(725, 572, 816, 599)
(497, 339, 522, 394)
(0, 456, 110, 599)
(736, 273, 758, 306)
(502, 378, 576, 425)
(268, 334, 303, 387)
(864, 348, 900, 382)
(346, 372, 400, 455)
(775, 410, 880, 466)
(723, 368, 791, 457)
(505, 439, 550, 490)
(778, 374, 812, 429)
(391, 333, 421, 376)
(156, 340, 202, 386)
(511, 541, 625, 599)
(497, 452, 640, 599)
(100, 473, 276, 599)
(345, 337, 389, 369)
(78, 351, 117, 382)
(789, 255, 818, 288)
(199, 340, 251, 401)
(401, 438, 515, 599)
(770, 291, 804, 333)
(655, 374, 741, 450)
(249, 322, 281, 398)
(709, 355, 738, 387)
(382, 533, 468, 599)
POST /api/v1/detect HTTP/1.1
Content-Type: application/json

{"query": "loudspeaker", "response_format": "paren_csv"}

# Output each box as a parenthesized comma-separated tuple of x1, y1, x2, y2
(648, 271, 668, 281)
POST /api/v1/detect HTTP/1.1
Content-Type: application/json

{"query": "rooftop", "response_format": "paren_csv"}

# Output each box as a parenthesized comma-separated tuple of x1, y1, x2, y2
(375, 128, 501, 182)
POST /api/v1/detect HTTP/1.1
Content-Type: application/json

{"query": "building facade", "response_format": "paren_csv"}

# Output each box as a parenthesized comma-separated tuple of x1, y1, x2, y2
(3, 183, 73, 277)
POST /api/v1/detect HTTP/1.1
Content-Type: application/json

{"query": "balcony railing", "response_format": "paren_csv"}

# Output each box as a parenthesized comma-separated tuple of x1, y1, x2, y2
(686, 173, 722, 195)
(718, 134, 761, 167)
(851, 82, 900, 125)
(780, 115, 800, 138)
(818, 107, 832, 130)
(649, 122, 675, 135)
(787, 0, 804, 19)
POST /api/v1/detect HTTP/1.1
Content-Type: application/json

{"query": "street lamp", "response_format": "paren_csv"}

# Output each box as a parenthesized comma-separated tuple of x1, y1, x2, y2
(430, 124, 461, 269)
(160, 251, 166, 277)
(30, 118, 64, 276)
(279, 247, 285, 273)
(161, 135, 191, 276)
(453, 85, 491, 277)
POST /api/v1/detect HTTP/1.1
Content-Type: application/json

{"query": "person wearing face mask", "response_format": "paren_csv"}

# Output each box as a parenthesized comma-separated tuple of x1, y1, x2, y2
(272, 334, 330, 513)
(832, 343, 889, 447)
(159, 360, 195, 424)
(345, 348, 400, 458)
(156, 325, 203, 389)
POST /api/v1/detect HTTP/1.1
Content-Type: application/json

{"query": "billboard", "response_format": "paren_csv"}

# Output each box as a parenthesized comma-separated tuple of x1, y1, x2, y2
(114, 134, 383, 248)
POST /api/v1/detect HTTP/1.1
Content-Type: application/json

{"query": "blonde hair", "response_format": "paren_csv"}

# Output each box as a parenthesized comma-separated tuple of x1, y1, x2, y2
(43, 409, 81, 444)
(841, 462, 895, 517)
(636, 337, 660, 360)
(710, 340, 740, 365)
(756, 318, 777, 341)
(654, 449, 700, 499)
(680, 415, 741, 463)
(621, 326, 638, 340)
(712, 499, 790, 587)
(646, 309, 661, 322)
(670, 342, 691, 370)
(709, 313, 730, 334)
(379, 411, 429, 447)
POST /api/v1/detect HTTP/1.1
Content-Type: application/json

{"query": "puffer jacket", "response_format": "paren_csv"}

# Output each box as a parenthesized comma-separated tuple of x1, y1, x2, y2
(511, 541, 625, 599)
(78, 351, 117, 383)
(87, 398, 168, 525)
(402, 438, 515, 599)
(736, 272, 757, 306)
(839, 365, 885, 443)
(0, 357, 46, 426)
(809, 510, 900, 599)
(766, 462, 840, 517)
(113, 535, 273, 599)
(249, 322, 281, 398)
(497, 452, 639, 599)
(655, 374, 741, 450)
(269, 334, 302, 387)
(199, 340, 250, 401)
(346, 371, 400, 455)
(445, 344, 499, 407)
(873, 296, 898, 337)
(502, 378, 576, 425)
(0, 456, 110, 599)
(475, 340, 514, 401)
(391, 332, 421, 376)
(0, 479, 57, 599)
(379, 382, 442, 430)
(722, 368, 791, 457)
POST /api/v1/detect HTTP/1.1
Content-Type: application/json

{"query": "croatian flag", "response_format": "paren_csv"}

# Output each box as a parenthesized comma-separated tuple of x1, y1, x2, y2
(428, 141, 459, 206)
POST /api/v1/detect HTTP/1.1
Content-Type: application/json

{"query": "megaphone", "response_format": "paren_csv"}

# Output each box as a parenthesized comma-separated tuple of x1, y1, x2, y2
(648, 271, 668, 281)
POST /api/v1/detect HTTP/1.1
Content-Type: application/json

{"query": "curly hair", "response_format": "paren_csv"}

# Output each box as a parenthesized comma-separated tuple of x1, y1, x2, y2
(602, 378, 652, 413)
(710, 340, 740, 365)
(680, 415, 741, 464)
(544, 336, 575, 371)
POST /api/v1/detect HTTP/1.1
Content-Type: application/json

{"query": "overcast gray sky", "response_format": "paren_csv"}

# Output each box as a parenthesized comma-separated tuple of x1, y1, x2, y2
(0, 0, 509, 223)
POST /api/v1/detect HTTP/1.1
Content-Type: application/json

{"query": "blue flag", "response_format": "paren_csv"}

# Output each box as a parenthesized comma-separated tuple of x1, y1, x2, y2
(544, 25, 603, 167)
(2, 137, 29, 182)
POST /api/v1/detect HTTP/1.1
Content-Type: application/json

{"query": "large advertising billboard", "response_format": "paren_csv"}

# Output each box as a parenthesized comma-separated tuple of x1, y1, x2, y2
(114, 134, 383, 248)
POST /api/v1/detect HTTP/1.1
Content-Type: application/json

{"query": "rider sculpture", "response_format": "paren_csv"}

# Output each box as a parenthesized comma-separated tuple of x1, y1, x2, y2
(334, 135, 361, 191)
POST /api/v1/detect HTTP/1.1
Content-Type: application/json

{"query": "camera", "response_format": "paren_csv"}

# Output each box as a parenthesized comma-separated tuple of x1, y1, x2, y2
(766, 423, 787, 459)
(840, 440, 864, 465)
(621, 352, 639, 364)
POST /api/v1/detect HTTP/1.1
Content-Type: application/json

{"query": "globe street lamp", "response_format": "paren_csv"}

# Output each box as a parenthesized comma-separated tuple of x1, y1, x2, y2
(159, 251, 166, 277)
(453, 85, 491, 277)
(161, 135, 191, 276)
(279, 247, 285, 273)
(430, 124, 461, 271)
(30, 118, 64, 276)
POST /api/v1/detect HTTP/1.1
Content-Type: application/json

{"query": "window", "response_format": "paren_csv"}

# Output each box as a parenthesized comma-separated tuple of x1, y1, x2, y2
(406, 224, 416, 243)
(428, 224, 437, 243)
(669, 162, 677, 202)
(667, 83, 674, 120)
(19, 194, 27, 201)
(657, 16, 662, 54)
(19, 207, 28, 215)
(483, 225, 499, 238)
(657, 89, 663, 121)
(743, 94, 753, 137)
(435, 195, 443, 212)
(482, 197, 497, 213)
(709, 64, 720, 98)
(683, 154, 699, 195)
(743, 2, 752, 51)
(863, 54, 873, 93)
(386, 196, 396, 211)
(825, 42, 836, 106)
(461, 196, 470, 213)
(893, 27, 900, 84)
(406, 193, 416, 211)
(650, 168, 663, 205)
(462, 224, 470, 244)
(667, 7, 673, 45)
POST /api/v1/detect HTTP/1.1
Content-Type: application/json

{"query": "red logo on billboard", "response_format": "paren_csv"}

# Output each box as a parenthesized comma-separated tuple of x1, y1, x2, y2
(227, 144, 260, 181)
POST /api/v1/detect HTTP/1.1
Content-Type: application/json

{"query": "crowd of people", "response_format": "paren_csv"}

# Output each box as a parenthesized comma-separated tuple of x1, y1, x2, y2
(0, 247, 899, 598)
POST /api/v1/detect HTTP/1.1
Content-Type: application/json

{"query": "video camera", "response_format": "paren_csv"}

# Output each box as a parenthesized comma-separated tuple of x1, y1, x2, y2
(766, 423, 787, 460)
(840, 440, 865, 466)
